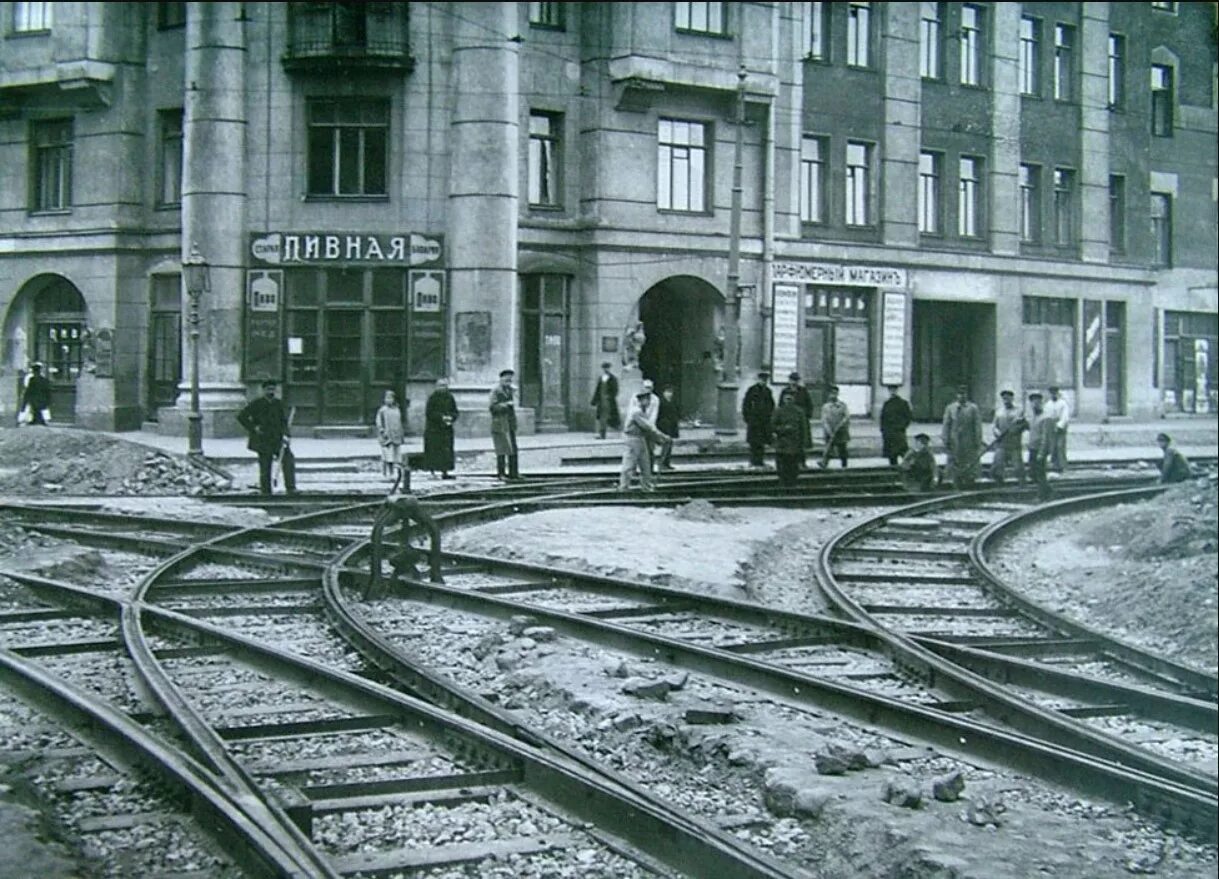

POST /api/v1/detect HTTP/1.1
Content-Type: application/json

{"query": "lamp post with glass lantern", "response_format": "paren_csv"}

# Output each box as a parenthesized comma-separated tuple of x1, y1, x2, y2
(182, 242, 210, 459)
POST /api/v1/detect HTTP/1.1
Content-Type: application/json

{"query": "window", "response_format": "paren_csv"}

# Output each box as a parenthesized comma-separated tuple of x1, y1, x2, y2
(657, 119, 708, 212)
(30, 119, 72, 212)
(960, 5, 982, 86)
(157, 109, 184, 207)
(845, 141, 872, 226)
(306, 99, 389, 197)
(958, 156, 981, 237)
(1150, 193, 1172, 267)
(157, 2, 186, 29)
(1019, 164, 1040, 243)
(12, 1, 51, 32)
(847, 2, 870, 67)
(1053, 24, 1075, 101)
(1150, 1, 1177, 11)
(799, 136, 827, 223)
(528, 2, 563, 29)
(1053, 168, 1075, 246)
(918, 152, 941, 234)
(1151, 65, 1173, 136)
(1108, 175, 1125, 254)
(675, 2, 726, 36)
(1107, 35, 1125, 108)
(807, 2, 827, 61)
(920, 3, 942, 79)
(1018, 17, 1039, 95)
(528, 112, 562, 208)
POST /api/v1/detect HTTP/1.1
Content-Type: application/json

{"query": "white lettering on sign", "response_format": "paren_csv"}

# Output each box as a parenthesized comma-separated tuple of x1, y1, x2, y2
(881, 291, 907, 386)
(771, 284, 801, 378)
(251, 232, 444, 265)
(773, 261, 907, 289)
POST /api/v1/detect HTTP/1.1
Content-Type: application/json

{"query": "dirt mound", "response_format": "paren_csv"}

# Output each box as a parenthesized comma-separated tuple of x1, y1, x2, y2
(1076, 481, 1218, 560)
(0, 426, 230, 496)
(672, 499, 741, 524)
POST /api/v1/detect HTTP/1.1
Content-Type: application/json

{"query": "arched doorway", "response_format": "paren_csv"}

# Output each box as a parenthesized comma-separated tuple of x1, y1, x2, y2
(637, 276, 723, 424)
(5, 275, 89, 423)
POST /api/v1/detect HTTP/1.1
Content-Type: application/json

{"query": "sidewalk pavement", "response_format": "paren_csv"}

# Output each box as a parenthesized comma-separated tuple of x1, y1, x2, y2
(109, 417, 1218, 471)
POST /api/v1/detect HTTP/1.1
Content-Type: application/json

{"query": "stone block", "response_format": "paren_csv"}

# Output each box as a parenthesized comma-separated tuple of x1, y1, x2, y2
(622, 677, 671, 700)
(931, 770, 965, 802)
(881, 778, 923, 808)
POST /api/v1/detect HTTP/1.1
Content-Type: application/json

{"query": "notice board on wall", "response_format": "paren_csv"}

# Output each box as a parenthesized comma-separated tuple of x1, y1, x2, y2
(245, 270, 283, 381)
(834, 323, 870, 384)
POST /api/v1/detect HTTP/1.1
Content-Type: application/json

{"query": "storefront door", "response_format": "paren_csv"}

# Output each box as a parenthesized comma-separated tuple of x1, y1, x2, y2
(147, 275, 181, 420)
(1105, 302, 1125, 416)
(520, 275, 568, 429)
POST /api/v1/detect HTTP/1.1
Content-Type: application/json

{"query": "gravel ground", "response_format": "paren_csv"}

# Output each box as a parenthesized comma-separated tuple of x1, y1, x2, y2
(989, 481, 1218, 674)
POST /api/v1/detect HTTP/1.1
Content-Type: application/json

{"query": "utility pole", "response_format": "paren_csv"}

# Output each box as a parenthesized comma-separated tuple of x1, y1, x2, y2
(716, 64, 747, 435)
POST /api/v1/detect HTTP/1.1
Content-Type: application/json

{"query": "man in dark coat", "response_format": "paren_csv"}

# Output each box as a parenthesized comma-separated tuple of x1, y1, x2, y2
(489, 369, 520, 480)
(655, 384, 680, 471)
(771, 394, 806, 487)
(879, 384, 912, 466)
(590, 361, 620, 439)
(1156, 433, 1193, 484)
(741, 370, 775, 468)
(236, 380, 297, 495)
(900, 433, 937, 493)
(423, 377, 459, 479)
(20, 362, 52, 425)
(777, 372, 813, 467)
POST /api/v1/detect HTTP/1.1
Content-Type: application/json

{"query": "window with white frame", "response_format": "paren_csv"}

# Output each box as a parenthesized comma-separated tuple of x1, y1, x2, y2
(675, 2, 726, 35)
(1053, 168, 1075, 246)
(1108, 34, 1125, 108)
(918, 152, 941, 234)
(799, 136, 827, 223)
(306, 99, 389, 197)
(1151, 65, 1173, 136)
(528, 111, 562, 208)
(528, 2, 564, 29)
(958, 156, 981, 237)
(1019, 163, 1040, 243)
(807, 2, 827, 61)
(1150, 192, 1172, 266)
(13, 1, 52, 31)
(1018, 17, 1039, 95)
(1053, 24, 1075, 101)
(657, 118, 708, 212)
(920, 3, 942, 79)
(845, 141, 872, 226)
(846, 2, 870, 67)
(960, 5, 981, 86)
(30, 119, 72, 212)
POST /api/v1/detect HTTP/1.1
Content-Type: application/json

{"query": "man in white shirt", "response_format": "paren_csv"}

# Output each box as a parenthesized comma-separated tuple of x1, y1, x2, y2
(1044, 385, 1070, 473)
(618, 380, 668, 491)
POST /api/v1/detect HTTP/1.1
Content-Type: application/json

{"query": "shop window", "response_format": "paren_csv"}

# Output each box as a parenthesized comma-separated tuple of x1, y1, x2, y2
(799, 135, 827, 224)
(1019, 17, 1039, 96)
(675, 2, 726, 36)
(1022, 296, 1075, 389)
(657, 118, 708, 212)
(847, 2, 870, 67)
(920, 2, 942, 79)
(918, 152, 941, 234)
(529, 111, 563, 208)
(157, 109, 184, 207)
(30, 119, 73, 212)
(806, 1, 828, 61)
(959, 5, 982, 86)
(306, 99, 389, 198)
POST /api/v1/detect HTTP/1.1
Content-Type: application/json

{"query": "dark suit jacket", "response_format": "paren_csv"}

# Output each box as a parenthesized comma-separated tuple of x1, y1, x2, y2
(237, 396, 290, 456)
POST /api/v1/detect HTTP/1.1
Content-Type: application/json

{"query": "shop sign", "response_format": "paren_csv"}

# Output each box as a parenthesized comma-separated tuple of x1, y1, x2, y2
(245, 270, 283, 381)
(773, 261, 907, 289)
(249, 232, 443, 266)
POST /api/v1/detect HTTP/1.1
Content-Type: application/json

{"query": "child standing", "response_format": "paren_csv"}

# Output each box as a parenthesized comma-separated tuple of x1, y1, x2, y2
(375, 390, 405, 478)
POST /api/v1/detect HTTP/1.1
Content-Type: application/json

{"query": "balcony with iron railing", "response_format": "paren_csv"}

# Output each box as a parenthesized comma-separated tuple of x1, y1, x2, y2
(282, 2, 413, 73)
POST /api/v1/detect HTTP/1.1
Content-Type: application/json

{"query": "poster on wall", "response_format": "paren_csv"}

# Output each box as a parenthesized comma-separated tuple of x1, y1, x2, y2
(834, 323, 870, 383)
(409, 270, 445, 379)
(770, 284, 800, 380)
(245, 270, 283, 380)
(880, 291, 906, 386)
(455, 311, 491, 372)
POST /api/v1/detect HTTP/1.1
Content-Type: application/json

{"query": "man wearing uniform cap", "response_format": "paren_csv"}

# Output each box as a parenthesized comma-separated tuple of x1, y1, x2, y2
(777, 372, 813, 467)
(489, 369, 520, 481)
(1025, 392, 1053, 500)
(741, 369, 775, 468)
(818, 384, 850, 469)
(941, 384, 983, 489)
(990, 389, 1027, 485)
(879, 384, 912, 466)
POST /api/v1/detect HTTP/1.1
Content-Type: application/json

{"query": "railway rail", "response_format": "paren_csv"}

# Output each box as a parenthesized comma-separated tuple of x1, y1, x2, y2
(0, 459, 1214, 875)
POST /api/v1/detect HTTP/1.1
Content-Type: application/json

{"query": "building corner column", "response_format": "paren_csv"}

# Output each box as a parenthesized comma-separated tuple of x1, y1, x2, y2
(988, 3, 1021, 257)
(881, 2, 920, 250)
(1079, 3, 1112, 264)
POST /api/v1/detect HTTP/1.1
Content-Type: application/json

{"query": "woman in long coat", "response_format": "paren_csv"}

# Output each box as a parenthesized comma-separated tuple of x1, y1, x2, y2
(423, 378, 459, 479)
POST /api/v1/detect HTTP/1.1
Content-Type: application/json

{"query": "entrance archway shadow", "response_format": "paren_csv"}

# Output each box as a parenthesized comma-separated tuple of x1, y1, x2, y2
(637, 276, 724, 425)
(4, 274, 89, 423)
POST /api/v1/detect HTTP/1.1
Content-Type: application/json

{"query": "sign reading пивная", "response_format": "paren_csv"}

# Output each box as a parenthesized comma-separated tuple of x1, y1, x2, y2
(249, 232, 443, 266)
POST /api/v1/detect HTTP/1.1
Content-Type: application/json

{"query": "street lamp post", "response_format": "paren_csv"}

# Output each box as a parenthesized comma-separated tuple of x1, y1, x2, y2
(715, 64, 748, 435)
(182, 242, 210, 459)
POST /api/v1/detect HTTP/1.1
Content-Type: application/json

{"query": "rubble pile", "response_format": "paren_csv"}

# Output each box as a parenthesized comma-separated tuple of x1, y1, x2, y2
(0, 427, 230, 496)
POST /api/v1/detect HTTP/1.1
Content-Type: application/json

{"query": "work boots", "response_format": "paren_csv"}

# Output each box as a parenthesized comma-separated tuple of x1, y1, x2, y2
(507, 455, 520, 481)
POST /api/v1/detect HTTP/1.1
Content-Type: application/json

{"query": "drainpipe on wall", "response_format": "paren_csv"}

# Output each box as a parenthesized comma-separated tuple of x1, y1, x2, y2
(760, 88, 775, 377)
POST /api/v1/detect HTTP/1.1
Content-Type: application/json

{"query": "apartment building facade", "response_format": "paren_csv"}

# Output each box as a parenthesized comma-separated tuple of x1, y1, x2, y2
(0, 1, 1215, 435)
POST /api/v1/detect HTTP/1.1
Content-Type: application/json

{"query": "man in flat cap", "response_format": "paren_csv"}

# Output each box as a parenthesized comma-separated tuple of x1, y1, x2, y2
(237, 380, 297, 495)
(990, 389, 1027, 485)
(590, 361, 620, 439)
(818, 384, 850, 469)
(879, 384, 912, 466)
(489, 368, 520, 481)
(1025, 391, 1054, 500)
(1045, 385, 1070, 473)
(619, 379, 669, 491)
(900, 432, 937, 493)
(742, 369, 775, 468)
(941, 384, 983, 489)
(777, 371, 813, 467)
